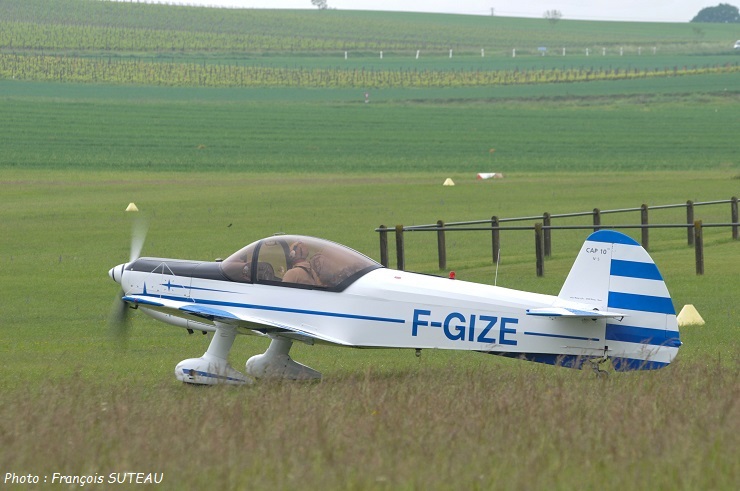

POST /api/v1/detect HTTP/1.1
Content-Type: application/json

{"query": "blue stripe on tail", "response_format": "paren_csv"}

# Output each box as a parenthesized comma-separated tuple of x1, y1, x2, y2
(587, 230, 639, 246)
(608, 291, 676, 315)
(606, 323, 682, 348)
(610, 259, 663, 281)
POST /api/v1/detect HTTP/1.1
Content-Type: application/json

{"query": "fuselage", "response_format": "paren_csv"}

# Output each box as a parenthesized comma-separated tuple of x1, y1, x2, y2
(118, 260, 624, 360)
(110, 232, 682, 375)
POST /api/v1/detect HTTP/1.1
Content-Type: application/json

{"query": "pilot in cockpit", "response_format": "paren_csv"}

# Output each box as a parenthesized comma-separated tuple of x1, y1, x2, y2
(282, 241, 317, 285)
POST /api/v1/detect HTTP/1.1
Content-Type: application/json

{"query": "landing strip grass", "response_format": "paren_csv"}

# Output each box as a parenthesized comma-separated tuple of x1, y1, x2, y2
(1, 168, 738, 489)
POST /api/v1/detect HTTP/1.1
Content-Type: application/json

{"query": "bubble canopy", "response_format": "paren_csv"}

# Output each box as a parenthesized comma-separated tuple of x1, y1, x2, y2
(220, 235, 382, 291)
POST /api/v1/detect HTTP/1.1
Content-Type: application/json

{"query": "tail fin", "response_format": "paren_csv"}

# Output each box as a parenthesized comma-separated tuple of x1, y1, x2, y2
(559, 230, 681, 371)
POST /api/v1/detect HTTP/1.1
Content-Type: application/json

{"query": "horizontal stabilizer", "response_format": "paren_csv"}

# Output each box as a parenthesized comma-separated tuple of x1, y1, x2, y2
(526, 307, 627, 319)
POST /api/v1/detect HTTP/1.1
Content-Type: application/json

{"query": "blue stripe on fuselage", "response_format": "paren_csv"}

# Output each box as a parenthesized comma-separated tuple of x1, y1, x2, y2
(523, 331, 599, 342)
(610, 357, 669, 371)
(135, 293, 406, 325)
(486, 351, 670, 371)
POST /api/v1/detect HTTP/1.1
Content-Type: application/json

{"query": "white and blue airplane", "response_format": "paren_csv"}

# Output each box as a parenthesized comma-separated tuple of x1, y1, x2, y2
(108, 229, 681, 384)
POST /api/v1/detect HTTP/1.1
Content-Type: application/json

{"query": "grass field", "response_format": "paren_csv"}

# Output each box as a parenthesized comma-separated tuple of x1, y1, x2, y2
(1, 2, 739, 489)
(1, 168, 739, 489)
(1, 79, 739, 491)
(1, 76, 739, 173)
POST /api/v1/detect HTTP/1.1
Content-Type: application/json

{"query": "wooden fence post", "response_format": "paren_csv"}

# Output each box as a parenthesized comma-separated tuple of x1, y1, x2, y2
(395, 224, 405, 271)
(379, 225, 388, 267)
(732, 196, 738, 240)
(694, 220, 704, 275)
(593, 208, 601, 231)
(437, 220, 447, 270)
(491, 216, 500, 264)
(686, 200, 694, 246)
(535, 223, 544, 277)
(641, 204, 649, 250)
(543, 212, 551, 257)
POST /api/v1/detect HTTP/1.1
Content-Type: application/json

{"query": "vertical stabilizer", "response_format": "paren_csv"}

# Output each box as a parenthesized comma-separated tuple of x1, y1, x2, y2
(559, 230, 681, 370)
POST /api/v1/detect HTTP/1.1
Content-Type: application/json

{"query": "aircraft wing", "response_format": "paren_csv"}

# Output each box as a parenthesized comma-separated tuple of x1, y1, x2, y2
(122, 295, 352, 346)
(525, 307, 626, 319)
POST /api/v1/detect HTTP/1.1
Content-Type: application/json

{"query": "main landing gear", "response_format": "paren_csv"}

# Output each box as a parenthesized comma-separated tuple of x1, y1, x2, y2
(587, 346, 611, 379)
(175, 324, 321, 385)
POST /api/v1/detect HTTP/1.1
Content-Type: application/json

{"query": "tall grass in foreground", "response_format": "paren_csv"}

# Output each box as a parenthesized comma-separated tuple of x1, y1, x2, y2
(1, 359, 737, 490)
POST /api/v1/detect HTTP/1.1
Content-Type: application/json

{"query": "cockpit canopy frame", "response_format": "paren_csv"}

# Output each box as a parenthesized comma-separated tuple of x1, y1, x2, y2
(220, 235, 382, 292)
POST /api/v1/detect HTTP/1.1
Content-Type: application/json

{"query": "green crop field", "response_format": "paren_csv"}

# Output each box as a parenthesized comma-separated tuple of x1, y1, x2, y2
(1, 77, 739, 173)
(1, 0, 739, 89)
(1, 1, 739, 490)
(2, 0, 739, 55)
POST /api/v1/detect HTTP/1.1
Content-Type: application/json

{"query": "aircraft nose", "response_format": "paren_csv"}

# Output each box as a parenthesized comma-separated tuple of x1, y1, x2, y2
(109, 263, 126, 284)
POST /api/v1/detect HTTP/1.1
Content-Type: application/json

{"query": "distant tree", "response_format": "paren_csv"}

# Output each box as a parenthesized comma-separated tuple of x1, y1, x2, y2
(544, 10, 563, 25)
(311, 0, 329, 10)
(691, 3, 740, 22)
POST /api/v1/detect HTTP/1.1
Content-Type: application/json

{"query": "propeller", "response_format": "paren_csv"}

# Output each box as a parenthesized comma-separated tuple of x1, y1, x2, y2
(129, 217, 148, 263)
(108, 216, 148, 344)
(108, 286, 132, 343)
